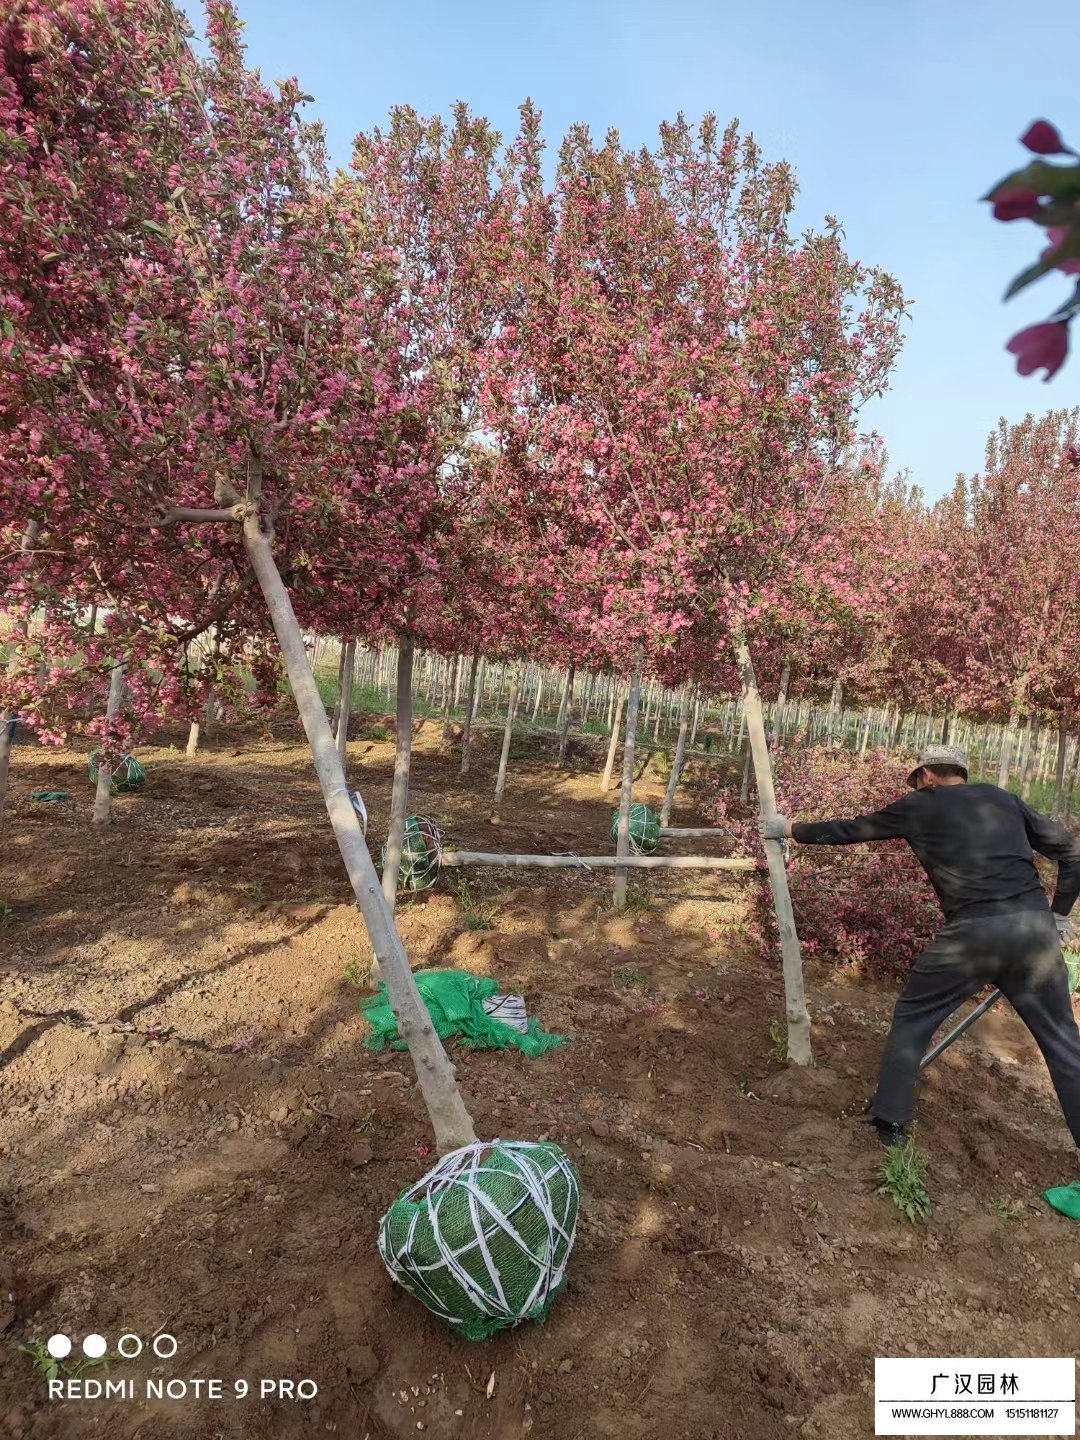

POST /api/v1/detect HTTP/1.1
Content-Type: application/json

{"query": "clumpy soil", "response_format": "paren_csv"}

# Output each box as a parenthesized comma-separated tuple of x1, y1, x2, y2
(1, 715, 1077, 1440)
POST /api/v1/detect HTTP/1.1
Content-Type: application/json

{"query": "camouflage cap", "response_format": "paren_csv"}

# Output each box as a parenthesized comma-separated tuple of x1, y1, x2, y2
(907, 744, 969, 785)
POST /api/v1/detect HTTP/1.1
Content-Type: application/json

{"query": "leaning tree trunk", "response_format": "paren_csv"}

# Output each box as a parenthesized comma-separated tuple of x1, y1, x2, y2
(241, 517, 474, 1152)
(613, 663, 643, 910)
(494, 664, 522, 804)
(335, 639, 356, 765)
(600, 689, 625, 791)
(660, 687, 691, 827)
(732, 632, 812, 1066)
(382, 636, 415, 911)
(460, 650, 480, 776)
(92, 663, 126, 826)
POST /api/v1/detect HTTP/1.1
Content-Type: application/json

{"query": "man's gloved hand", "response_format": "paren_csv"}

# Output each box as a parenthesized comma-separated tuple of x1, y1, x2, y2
(1054, 914, 1075, 946)
(759, 815, 791, 841)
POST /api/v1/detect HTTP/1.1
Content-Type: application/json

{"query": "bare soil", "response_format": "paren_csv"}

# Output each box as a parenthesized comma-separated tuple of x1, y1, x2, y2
(1, 714, 1077, 1440)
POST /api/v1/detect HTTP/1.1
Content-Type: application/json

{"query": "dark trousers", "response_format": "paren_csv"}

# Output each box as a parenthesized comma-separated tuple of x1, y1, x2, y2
(870, 907, 1080, 1147)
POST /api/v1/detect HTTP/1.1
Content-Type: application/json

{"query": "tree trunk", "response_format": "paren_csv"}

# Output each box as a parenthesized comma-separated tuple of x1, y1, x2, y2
(461, 651, 480, 775)
(601, 690, 624, 791)
(770, 662, 791, 754)
(1066, 735, 1080, 818)
(0, 713, 15, 825)
(690, 693, 703, 749)
(0, 521, 40, 821)
(557, 663, 576, 766)
(92, 663, 126, 826)
(442, 655, 460, 744)
(660, 687, 691, 827)
(732, 632, 812, 1066)
(87, 604, 97, 635)
(242, 517, 474, 1152)
(530, 666, 544, 726)
(556, 664, 574, 732)
(382, 637, 415, 910)
(330, 641, 348, 731)
(827, 679, 842, 742)
(1053, 714, 1069, 817)
(739, 747, 752, 805)
(998, 703, 1021, 787)
(471, 656, 485, 721)
(613, 663, 643, 909)
(1018, 713, 1038, 801)
(335, 639, 356, 765)
(494, 666, 522, 805)
(185, 721, 200, 758)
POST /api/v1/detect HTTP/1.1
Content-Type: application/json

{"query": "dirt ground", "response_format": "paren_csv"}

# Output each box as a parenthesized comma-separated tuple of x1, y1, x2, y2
(1, 713, 1078, 1440)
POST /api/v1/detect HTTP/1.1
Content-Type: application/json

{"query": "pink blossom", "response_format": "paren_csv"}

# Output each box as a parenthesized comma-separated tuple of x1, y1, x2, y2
(991, 187, 1041, 222)
(1006, 321, 1069, 381)
(1020, 120, 1069, 156)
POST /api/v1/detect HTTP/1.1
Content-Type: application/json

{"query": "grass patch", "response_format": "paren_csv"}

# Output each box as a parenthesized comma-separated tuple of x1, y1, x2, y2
(989, 1196, 1026, 1222)
(878, 1138, 932, 1223)
(451, 876, 499, 932)
(767, 1017, 788, 1064)
(20, 1340, 110, 1383)
(612, 963, 648, 992)
(343, 960, 373, 988)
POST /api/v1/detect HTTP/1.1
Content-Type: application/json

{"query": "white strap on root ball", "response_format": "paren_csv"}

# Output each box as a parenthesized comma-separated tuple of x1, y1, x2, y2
(377, 1139, 580, 1341)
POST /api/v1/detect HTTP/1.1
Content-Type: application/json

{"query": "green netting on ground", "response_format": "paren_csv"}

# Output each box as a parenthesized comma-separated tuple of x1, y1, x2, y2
(1064, 948, 1079, 993)
(1044, 1182, 1080, 1222)
(361, 969, 564, 1058)
(378, 1139, 580, 1341)
(610, 802, 660, 855)
(381, 815, 443, 892)
(30, 791, 67, 803)
(87, 752, 146, 794)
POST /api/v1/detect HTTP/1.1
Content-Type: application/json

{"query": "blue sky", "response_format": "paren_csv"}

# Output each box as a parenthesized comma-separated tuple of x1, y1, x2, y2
(217, 0, 1075, 500)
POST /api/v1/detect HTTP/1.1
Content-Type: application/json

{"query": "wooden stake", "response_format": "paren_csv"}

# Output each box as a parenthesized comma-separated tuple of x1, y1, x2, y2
(732, 632, 812, 1066)
(443, 851, 758, 871)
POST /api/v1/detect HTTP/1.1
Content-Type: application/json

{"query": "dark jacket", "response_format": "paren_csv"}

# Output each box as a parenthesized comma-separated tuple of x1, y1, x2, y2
(791, 782, 1080, 923)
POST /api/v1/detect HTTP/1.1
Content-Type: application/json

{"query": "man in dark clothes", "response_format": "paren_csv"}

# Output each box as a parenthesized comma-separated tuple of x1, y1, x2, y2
(761, 745, 1080, 1151)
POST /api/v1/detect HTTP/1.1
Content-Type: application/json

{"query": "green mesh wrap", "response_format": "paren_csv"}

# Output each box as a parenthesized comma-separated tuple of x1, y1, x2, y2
(1065, 948, 1079, 994)
(1044, 1182, 1080, 1222)
(381, 815, 443, 892)
(378, 1140, 580, 1341)
(610, 802, 660, 855)
(88, 752, 146, 794)
(361, 969, 564, 1059)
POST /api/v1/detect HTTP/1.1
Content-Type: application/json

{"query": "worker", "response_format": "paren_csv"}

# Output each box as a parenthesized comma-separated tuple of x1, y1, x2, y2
(760, 745, 1080, 1151)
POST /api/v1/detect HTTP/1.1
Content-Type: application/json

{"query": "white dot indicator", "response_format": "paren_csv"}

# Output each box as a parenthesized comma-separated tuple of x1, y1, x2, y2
(47, 1334, 71, 1359)
(82, 1334, 107, 1359)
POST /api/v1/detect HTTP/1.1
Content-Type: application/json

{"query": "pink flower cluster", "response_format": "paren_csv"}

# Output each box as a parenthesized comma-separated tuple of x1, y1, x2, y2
(990, 120, 1080, 381)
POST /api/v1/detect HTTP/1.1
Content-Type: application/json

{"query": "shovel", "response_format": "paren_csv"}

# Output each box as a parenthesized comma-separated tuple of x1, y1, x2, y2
(920, 950, 1080, 1071)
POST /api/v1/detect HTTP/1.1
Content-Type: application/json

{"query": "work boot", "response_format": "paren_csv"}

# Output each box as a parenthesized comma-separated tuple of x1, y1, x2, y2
(871, 1118, 908, 1149)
